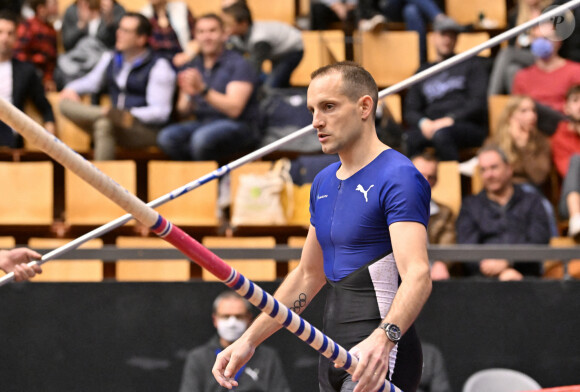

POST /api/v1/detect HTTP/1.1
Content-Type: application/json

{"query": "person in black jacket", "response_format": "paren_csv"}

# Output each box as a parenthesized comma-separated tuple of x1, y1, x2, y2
(0, 10, 55, 148)
(404, 18, 488, 161)
(456, 145, 551, 280)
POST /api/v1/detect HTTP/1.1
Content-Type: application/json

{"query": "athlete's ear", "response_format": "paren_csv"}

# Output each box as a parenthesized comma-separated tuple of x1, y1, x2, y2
(359, 95, 374, 120)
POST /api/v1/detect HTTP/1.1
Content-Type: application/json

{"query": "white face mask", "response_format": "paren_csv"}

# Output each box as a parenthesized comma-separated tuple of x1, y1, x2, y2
(216, 316, 248, 342)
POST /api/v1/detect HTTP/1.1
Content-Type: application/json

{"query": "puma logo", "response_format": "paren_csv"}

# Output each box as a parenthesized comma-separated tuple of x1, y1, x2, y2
(244, 367, 260, 381)
(356, 184, 374, 202)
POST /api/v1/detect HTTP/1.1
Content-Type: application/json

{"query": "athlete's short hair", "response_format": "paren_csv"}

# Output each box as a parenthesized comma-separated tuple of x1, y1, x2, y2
(310, 61, 379, 119)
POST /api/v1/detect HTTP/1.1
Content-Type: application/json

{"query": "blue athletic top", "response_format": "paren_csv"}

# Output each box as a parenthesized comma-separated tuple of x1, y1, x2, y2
(309, 149, 430, 282)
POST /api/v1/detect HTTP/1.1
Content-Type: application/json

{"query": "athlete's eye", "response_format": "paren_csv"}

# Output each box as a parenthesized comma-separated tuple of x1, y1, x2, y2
(324, 103, 335, 111)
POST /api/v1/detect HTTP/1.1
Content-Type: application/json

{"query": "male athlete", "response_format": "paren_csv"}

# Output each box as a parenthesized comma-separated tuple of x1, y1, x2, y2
(212, 62, 432, 392)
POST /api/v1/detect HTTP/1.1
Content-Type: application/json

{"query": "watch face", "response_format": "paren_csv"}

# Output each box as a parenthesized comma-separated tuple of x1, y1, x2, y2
(387, 324, 401, 341)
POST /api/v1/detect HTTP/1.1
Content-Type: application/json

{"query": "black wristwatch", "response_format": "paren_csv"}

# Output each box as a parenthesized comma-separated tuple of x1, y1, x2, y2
(379, 323, 401, 344)
(200, 85, 210, 97)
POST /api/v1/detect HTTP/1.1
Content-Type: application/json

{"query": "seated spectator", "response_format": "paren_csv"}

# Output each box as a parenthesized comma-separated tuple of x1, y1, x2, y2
(551, 85, 580, 241)
(456, 145, 551, 280)
(310, 0, 357, 31)
(13, 0, 59, 92)
(488, 0, 551, 95)
(485, 95, 558, 236)
(222, 2, 304, 88)
(487, 95, 551, 187)
(404, 19, 488, 161)
(359, 0, 461, 64)
(512, 23, 580, 134)
(179, 291, 290, 392)
(0, 10, 55, 148)
(412, 153, 456, 280)
(140, 0, 196, 67)
(55, 0, 125, 89)
(157, 14, 260, 163)
(59, 12, 176, 160)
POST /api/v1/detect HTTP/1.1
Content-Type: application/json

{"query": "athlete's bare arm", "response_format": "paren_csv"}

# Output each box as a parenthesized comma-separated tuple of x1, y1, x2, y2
(212, 225, 327, 389)
(350, 221, 431, 392)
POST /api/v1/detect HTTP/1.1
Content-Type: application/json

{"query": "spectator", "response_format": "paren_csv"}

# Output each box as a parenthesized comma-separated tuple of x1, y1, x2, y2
(59, 12, 176, 160)
(222, 2, 303, 88)
(418, 342, 452, 392)
(179, 291, 290, 392)
(157, 14, 260, 163)
(456, 145, 551, 280)
(512, 23, 580, 134)
(140, 0, 196, 67)
(488, 95, 552, 186)
(404, 18, 488, 161)
(551, 85, 580, 241)
(359, 0, 462, 64)
(56, 0, 125, 89)
(412, 153, 456, 280)
(310, 0, 358, 31)
(486, 95, 558, 236)
(0, 248, 42, 282)
(487, 0, 551, 95)
(0, 10, 55, 148)
(13, 0, 59, 92)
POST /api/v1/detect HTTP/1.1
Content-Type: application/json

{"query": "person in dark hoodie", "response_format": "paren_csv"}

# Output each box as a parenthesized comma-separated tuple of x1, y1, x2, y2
(404, 18, 489, 161)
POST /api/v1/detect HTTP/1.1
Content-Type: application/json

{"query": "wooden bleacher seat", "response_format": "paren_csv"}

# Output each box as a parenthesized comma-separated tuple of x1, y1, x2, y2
(28, 238, 104, 282)
(353, 31, 419, 87)
(544, 237, 580, 279)
(445, 0, 507, 29)
(288, 183, 311, 227)
(115, 236, 190, 281)
(147, 161, 219, 230)
(65, 160, 136, 226)
(426, 32, 491, 63)
(488, 94, 511, 135)
(380, 94, 402, 124)
(287, 236, 306, 272)
(290, 30, 346, 87)
(431, 160, 462, 217)
(471, 165, 483, 194)
(202, 236, 277, 281)
(247, 0, 295, 25)
(183, 0, 221, 16)
(0, 161, 53, 226)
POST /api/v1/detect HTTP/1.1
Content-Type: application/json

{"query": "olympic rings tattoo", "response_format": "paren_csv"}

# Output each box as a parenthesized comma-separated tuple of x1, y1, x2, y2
(290, 293, 307, 313)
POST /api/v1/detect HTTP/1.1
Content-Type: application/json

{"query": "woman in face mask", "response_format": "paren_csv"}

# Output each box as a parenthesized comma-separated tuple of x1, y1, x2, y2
(178, 291, 291, 392)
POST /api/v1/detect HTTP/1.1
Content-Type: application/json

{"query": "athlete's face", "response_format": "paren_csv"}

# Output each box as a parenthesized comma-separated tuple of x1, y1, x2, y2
(307, 73, 363, 155)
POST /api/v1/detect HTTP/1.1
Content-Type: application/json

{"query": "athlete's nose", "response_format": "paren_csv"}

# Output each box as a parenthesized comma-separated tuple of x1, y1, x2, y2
(312, 112, 325, 130)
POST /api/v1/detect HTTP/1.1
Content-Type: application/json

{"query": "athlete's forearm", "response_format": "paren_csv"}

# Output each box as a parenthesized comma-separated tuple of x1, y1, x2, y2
(242, 264, 327, 347)
(382, 264, 431, 334)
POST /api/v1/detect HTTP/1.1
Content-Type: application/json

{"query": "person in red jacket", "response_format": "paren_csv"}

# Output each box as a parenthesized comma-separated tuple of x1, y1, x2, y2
(551, 85, 580, 240)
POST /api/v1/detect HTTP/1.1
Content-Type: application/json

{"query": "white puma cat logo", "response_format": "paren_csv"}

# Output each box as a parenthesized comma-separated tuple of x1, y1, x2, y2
(356, 184, 374, 202)
(244, 367, 260, 381)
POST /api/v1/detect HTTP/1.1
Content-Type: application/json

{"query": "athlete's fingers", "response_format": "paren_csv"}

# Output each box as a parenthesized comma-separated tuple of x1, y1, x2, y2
(212, 353, 239, 389)
(350, 347, 367, 382)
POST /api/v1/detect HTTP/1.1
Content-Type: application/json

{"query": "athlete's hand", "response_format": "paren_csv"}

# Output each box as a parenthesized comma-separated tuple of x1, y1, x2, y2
(212, 337, 256, 389)
(343, 329, 393, 392)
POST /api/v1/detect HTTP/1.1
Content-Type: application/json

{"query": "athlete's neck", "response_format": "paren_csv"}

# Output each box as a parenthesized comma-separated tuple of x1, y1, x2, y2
(337, 131, 388, 179)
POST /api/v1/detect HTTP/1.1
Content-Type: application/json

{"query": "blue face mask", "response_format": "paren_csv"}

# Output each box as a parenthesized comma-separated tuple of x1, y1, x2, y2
(530, 37, 554, 60)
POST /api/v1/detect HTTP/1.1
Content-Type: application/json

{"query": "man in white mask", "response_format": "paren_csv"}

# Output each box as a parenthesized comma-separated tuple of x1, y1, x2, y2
(179, 291, 290, 392)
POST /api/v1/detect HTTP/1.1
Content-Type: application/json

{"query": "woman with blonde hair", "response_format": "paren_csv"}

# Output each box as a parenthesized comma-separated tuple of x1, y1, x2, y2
(489, 95, 552, 186)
